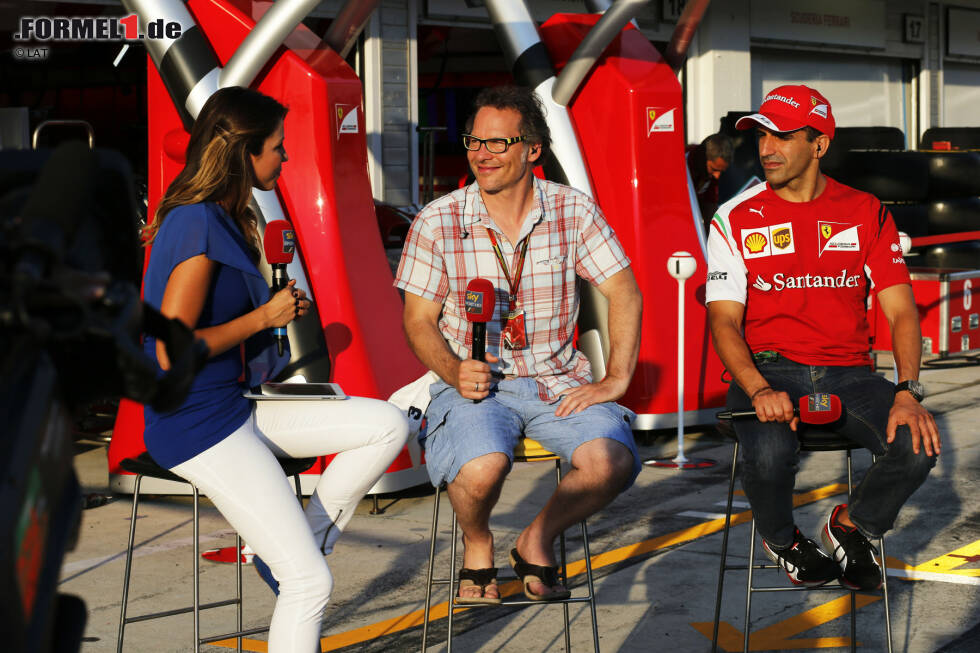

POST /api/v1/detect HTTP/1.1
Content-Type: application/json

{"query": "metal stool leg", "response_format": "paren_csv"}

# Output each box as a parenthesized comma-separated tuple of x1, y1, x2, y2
(555, 461, 571, 652)
(744, 518, 757, 653)
(235, 531, 243, 653)
(581, 516, 600, 653)
(421, 487, 441, 652)
(712, 441, 739, 653)
(846, 451, 856, 653)
(193, 485, 200, 653)
(447, 510, 459, 653)
(116, 474, 143, 653)
(868, 452, 893, 653)
(879, 534, 893, 653)
(293, 472, 303, 503)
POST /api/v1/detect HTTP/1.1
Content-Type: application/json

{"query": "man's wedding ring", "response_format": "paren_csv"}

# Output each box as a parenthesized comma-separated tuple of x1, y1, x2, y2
(474, 382, 479, 391)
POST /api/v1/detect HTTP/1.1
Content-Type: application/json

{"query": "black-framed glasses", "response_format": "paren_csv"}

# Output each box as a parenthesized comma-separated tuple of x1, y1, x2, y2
(461, 134, 525, 154)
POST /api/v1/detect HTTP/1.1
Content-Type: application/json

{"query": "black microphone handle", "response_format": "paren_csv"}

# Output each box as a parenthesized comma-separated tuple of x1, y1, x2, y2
(716, 408, 756, 420)
(716, 407, 800, 420)
(271, 264, 288, 355)
(271, 264, 288, 291)
(471, 322, 486, 362)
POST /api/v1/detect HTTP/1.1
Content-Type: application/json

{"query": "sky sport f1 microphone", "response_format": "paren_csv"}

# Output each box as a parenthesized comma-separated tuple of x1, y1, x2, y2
(716, 393, 842, 425)
(263, 220, 296, 356)
(464, 278, 495, 362)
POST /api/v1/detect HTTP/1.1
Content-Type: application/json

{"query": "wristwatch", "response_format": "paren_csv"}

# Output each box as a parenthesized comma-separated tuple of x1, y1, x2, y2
(894, 380, 925, 402)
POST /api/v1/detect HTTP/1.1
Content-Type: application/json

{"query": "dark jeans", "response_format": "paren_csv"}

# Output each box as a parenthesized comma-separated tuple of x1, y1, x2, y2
(728, 355, 936, 548)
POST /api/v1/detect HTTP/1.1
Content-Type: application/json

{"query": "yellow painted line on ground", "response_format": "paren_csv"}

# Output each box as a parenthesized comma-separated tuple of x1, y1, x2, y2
(214, 482, 848, 651)
(909, 538, 980, 575)
(884, 537, 980, 584)
(691, 594, 880, 651)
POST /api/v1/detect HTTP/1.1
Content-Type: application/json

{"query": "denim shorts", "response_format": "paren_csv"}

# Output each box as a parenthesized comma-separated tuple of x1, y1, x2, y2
(421, 377, 641, 488)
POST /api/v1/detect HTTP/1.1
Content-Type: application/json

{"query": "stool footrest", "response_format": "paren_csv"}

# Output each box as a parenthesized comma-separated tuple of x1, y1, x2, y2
(433, 574, 582, 586)
(199, 625, 272, 644)
(748, 584, 855, 593)
(124, 598, 240, 623)
(451, 595, 594, 608)
(721, 563, 780, 571)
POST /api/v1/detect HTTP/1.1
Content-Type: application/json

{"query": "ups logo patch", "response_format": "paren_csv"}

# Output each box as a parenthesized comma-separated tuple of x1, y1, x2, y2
(773, 228, 792, 249)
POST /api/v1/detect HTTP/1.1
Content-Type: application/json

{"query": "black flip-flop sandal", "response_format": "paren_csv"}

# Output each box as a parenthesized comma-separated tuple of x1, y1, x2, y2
(456, 567, 502, 605)
(509, 548, 571, 601)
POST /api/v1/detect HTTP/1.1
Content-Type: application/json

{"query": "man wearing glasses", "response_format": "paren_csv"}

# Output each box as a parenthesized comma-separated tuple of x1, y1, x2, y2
(395, 86, 642, 603)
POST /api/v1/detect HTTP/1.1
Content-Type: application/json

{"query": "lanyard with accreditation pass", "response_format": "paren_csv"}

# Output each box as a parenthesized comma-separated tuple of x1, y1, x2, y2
(485, 227, 529, 350)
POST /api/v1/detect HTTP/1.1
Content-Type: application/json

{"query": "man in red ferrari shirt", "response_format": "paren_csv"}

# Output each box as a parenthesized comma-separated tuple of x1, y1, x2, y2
(706, 85, 940, 590)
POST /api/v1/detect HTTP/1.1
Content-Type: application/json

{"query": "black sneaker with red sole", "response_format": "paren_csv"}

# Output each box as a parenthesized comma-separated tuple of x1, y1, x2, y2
(822, 504, 883, 591)
(762, 526, 841, 587)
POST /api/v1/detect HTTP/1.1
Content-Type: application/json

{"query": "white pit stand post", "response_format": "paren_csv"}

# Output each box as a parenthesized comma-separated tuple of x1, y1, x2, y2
(645, 251, 716, 470)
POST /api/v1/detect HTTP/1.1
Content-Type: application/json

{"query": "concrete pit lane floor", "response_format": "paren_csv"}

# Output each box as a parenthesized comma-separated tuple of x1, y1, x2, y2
(63, 358, 980, 652)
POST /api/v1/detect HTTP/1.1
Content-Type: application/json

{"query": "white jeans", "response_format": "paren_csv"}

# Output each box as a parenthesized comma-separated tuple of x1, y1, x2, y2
(171, 397, 409, 653)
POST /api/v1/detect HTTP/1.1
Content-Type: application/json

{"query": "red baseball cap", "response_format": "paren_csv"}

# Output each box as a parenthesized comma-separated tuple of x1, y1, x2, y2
(736, 85, 836, 139)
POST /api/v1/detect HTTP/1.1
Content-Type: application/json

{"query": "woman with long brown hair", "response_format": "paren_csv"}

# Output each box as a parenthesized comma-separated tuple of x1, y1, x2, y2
(141, 86, 408, 651)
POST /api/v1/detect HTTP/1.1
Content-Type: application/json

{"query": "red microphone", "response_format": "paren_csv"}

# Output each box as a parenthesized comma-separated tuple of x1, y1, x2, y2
(263, 220, 296, 355)
(464, 279, 495, 362)
(716, 393, 842, 424)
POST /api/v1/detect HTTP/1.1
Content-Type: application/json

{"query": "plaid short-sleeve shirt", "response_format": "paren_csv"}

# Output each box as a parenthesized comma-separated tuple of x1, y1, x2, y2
(395, 178, 631, 400)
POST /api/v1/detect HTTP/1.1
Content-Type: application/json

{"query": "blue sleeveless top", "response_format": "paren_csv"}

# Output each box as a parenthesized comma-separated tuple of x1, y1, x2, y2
(142, 202, 289, 468)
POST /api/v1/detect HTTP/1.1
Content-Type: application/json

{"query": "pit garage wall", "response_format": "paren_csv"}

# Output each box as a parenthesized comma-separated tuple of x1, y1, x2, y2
(944, 4, 980, 127)
(361, 0, 419, 207)
(684, 0, 980, 148)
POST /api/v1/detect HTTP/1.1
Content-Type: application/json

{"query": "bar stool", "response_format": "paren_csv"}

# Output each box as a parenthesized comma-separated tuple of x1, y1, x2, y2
(710, 428, 893, 653)
(421, 437, 600, 652)
(116, 451, 316, 652)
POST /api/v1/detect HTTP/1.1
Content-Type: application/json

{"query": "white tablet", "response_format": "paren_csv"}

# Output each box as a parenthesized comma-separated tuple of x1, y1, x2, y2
(244, 382, 348, 400)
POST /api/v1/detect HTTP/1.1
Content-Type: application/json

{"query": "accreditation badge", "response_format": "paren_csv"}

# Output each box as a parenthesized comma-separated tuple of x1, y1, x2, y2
(501, 309, 526, 350)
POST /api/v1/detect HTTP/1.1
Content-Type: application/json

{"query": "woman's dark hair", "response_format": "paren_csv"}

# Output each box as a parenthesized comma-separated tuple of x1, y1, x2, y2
(465, 85, 551, 159)
(142, 86, 288, 254)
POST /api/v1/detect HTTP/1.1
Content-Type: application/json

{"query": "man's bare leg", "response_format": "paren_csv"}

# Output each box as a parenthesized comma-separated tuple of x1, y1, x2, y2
(513, 439, 633, 597)
(446, 452, 510, 600)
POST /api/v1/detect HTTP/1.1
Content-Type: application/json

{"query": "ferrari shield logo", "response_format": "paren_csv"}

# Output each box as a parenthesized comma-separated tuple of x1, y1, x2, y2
(335, 104, 359, 137)
(646, 107, 675, 135)
(818, 221, 860, 256)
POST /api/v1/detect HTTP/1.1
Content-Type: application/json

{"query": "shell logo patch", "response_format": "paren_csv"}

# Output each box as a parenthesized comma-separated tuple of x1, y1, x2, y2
(744, 231, 768, 255)
(741, 222, 795, 258)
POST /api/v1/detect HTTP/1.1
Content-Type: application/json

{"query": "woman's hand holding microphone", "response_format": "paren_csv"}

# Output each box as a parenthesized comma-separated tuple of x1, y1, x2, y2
(263, 279, 311, 328)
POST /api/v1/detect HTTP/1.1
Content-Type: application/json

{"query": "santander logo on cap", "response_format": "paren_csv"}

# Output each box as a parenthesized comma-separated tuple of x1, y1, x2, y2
(736, 84, 836, 139)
